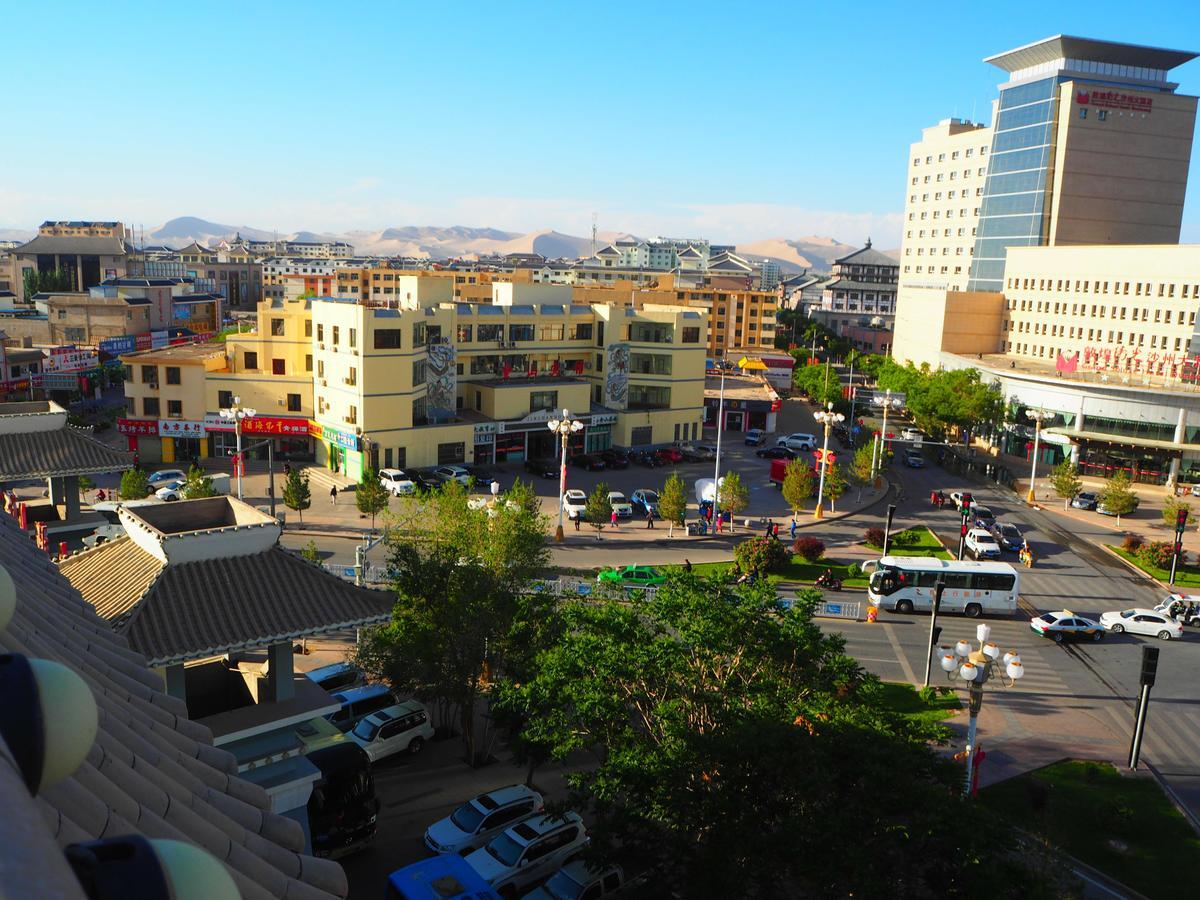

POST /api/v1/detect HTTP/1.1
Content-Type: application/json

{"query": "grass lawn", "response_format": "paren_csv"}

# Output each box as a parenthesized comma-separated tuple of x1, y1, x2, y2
(981, 759, 1200, 898)
(865, 525, 953, 560)
(675, 558, 870, 588)
(876, 682, 961, 729)
(1110, 546, 1200, 588)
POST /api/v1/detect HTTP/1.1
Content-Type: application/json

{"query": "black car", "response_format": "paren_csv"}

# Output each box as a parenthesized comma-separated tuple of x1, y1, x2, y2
(1070, 491, 1098, 510)
(992, 522, 1024, 552)
(408, 472, 440, 493)
(600, 449, 630, 469)
(569, 453, 606, 471)
(524, 458, 558, 478)
(756, 446, 796, 460)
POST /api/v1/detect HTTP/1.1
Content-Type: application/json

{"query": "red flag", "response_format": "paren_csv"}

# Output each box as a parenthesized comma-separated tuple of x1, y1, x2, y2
(575, 360, 585, 375)
(502, 362, 512, 380)
(551, 360, 561, 376)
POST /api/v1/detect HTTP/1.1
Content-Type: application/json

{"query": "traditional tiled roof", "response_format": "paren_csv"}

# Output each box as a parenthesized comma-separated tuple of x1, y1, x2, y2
(833, 242, 899, 269)
(0, 515, 349, 899)
(0, 425, 135, 479)
(13, 234, 127, 256)
(60, 540, 394, 666)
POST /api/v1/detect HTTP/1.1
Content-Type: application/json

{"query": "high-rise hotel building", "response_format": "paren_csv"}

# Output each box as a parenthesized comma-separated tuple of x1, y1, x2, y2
(892, 36, 1200, 488)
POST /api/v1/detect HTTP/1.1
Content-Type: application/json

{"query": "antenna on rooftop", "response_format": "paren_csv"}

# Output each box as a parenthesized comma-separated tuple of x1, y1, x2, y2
(591, 212, 597, 258)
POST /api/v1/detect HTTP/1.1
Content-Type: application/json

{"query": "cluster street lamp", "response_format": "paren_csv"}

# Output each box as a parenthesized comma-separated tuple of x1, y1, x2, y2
(1025, 408, 1055, 504)
(870, 390, 903, 487)
(812, 403, 845, 520)
(218, 395, 256, 500)
(548, 409, 584, 542)
(939, 623, 1025, 795)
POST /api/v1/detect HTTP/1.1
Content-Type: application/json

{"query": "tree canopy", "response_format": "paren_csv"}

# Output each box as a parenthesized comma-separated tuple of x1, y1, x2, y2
(282, 468, 311, 521)
(781, 458, 814, 516)
(182, 465, 216, 499)
(875, 359, 1004, 438)
(119, 468, 150, 500)
(658, 473, 687, 535)
(355, 468, 390, 529)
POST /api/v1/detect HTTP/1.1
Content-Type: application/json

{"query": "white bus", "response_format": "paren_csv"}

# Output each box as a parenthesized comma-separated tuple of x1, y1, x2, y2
(868, 556, 1019, 618)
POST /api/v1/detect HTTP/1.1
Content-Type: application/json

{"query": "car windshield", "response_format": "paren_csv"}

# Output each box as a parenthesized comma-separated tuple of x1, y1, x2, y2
(999, 526, 1019, 538)
(450, 800, 487, 833)
(611, 494, 627, 502)
(1120, 609, 1137, 619)
(976, 534, 996, 543)
(485, 832, 525, 867)
(643, 491, 658, 503)
(352, 719, 380, 742)
(544, 870, 588, 900)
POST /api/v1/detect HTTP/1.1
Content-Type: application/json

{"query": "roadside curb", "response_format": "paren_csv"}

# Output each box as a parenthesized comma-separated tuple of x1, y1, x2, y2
(1099, 543, 1172, 590)
(1144, 760, 1200, 838)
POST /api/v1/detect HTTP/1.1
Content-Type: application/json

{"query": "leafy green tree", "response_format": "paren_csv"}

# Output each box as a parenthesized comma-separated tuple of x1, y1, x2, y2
(119, 467, 150, 500)
(733, 535, 790, 576)
(1164, 496, 1193, 528)
(1049, 460, 1083, 505)
(1098, 471, 1138, 525)
(717, 471, 749, 531)
(585, 482, 612, 540)
(282, 468, 311, 522)
(77, 475, 95, 499)
(353, 481, 551, 764)
(181, 465, 216, 499)
(782, 458, 814, 517)
(300, 539, 321, 564)
(850, 443, 874, 500)
(496, 578, 1045, 897)
(658, 472, 687, 537)
(822, 461, 848, 512)
(356, 468, 390, 529)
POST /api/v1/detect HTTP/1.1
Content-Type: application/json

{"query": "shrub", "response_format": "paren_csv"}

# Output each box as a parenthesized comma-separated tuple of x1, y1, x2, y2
(792, 535, 826, 563)
(1121, 533, 1144, 553)
(891, 528, 919, 548)
(918, 686, 937, 705)
(1136, 540, 1183, 570)
(733, 536, 791, 577)
(863, 527, 885, 548)
(846, 563, 862, 579)
(1163, 497, 1193, 528)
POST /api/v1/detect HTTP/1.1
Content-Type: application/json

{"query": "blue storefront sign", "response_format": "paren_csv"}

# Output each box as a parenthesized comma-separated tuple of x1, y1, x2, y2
(99, 335, 139, 355)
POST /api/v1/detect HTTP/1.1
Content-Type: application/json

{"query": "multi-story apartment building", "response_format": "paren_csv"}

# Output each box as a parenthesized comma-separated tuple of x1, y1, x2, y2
(892, 35, 1200, 487)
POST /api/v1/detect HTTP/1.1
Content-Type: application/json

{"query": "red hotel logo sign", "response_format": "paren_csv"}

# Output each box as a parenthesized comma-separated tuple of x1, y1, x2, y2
(1076, 89, 1153, 113)
(240, 416, 310, 436)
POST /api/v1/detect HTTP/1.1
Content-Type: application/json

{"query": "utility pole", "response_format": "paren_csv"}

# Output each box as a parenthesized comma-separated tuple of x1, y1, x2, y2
(923, 580, 946, 689)
(1171, 508, 1188, 586)
(1128, 646, 1160, 770)
(958, 492, 973, 560)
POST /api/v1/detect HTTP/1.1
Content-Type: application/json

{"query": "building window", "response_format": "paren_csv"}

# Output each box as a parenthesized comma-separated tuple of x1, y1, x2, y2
(570, 323, 592, 340)
(529, 390, 558, 412)
(373, 329, 402, 349)
(272, 359, 285, 375)
(304, 320, 312, 338)
(630, 425, 652, 446)
(143, 397, 160, 416)
(509, 324, 535, 342)
(347, 404, 357, 425)
(317, 324, 324, 342)
(165, 366, 181, 385)
(141, 365, 157, 384)
(271, 318, 285, 336)
(218, 390, 233, 408)
(628, 385, 671, 410)
(349, 327, 357, 348)
(287, 393, 301, 412)
(305, 354, 313, 372)
(167, 400, 182, 418)
(244, 352, 258, 370)
(332, 326, 340, 345)
(681, 326, 700, 343)
(456, 325, 473, 342)
(347, 366, 357, 386)
(412, 360, 427, 384)
(412, 322, 427, 346)
(437, 442, 465, 464)
(478, 324, 503, 343)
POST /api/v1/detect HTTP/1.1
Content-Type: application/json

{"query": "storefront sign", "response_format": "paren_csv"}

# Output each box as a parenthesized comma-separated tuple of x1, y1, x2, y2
(43, 349, 99, 372)
(241, 416, 309, 436)
(474, 423, 498, 437)
(41, 373, 81, 391)
(591, 413, 617, 426)
(117, 418, 158, 436)
(99, 335, 139, 355)
(203, 412, 233, 432)
(308, 420, 358, 451)
(158, 419, 206, 437)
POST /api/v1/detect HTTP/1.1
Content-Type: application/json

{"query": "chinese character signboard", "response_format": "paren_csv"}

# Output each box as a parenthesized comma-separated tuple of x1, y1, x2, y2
(1076, 89, 1153, 114)
(157, 419, 206, 437)
(99, 335, 138, 355)
(117, 419, 158, 436)
(240, 416, 310, 436)
(307, 420, 357, 450)
(42, 349, 100, 372)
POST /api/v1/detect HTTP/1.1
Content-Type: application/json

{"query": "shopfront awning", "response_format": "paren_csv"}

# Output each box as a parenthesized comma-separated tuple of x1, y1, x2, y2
(1046, 428, 1200, 453)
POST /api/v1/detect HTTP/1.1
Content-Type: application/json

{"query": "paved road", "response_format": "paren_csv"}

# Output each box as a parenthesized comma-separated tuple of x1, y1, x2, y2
(830, 453, 1200, 818)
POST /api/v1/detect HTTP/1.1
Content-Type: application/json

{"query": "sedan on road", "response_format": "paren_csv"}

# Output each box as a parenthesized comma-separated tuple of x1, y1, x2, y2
(596, 565, 666, 589)
(524, 458, 558, 479)
(1070, 491, 1099, 510)
(904, 452, 925, 468)
(965, 528, 1001, 559)
(434, 465, 472, 485)
(1030, 610, 1105, 643)
(568, 453, 606, 471)
(756, 446, 796, 460)
(1100, 608, 1184, 641)
(630, 489, 659, 517)
(777, 432, 817, 452)
(154, 479, 187, 502)
(991, 522, 1024, 552)
(379, 468, 416, 495)
(971, 505, 997, 530)
(147, 468, 187, 486)
(1098, 496, 1141, 517)
(599, 449, 630, 469)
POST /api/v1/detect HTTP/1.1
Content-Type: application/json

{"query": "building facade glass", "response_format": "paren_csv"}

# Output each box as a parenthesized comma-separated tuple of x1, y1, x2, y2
(967, 77, 1062, 291)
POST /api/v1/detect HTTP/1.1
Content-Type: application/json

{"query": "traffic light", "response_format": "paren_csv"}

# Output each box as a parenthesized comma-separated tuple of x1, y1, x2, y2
(961, 492, 973, 510)
(1177, 508, 1190, 531)
(960, 522, 969, 537)
(1140, 646, 1160, 687)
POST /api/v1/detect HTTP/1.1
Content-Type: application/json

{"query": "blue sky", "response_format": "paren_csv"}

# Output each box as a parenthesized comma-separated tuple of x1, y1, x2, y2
(4, 0, 1200, 246)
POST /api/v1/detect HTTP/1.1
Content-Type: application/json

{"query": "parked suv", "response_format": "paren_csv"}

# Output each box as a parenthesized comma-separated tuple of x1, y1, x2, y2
(306, 662, 365, 693)
(326, 684, 397, 733)
(965, 528, 1001, 560)
(464, 812, 589, 894)
(379, 468, 416, 496)
(744, 428, 766, 446)
(424, 784, 544, 855)
(350, 701, 435, 762)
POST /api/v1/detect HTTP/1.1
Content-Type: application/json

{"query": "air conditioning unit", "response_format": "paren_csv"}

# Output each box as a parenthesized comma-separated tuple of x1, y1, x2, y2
(148, 382, 158, 390)
(318, 342, 325, 349)
(320, 378, 327, 386)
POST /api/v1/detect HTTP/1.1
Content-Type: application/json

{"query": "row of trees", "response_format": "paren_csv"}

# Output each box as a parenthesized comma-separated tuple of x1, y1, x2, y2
(118, 464, 218, 501)
(1049, 460, 1141, 523)
(778, 444, 875, 517)
(873, 358, 1006, 440)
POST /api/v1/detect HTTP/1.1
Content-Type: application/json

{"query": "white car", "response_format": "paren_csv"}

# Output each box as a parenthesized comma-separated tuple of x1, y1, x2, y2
(155, 479, 187, 502)
(1100, 608, 1184, 641)
(349, 701, 435, 762)
(464, 812, 589, 894)
(901, 427, 922, 442)
(964, 528, 1001, 559)
(522, 861, 626, 900)
(562, 489, 587, 520)
(607, 491, 633, 518)
(379, 468, 415, 496)
(434, 465, 472, 485)
(776, 432, 816, 451)
(147, 468, 187, 486)
(424, 784, 544, 855)
(950, 491, 974, 511)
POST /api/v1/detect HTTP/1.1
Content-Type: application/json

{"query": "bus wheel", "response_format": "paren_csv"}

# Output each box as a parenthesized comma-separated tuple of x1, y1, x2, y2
(896, 600, 914, 614)
(964, 603, 982, 618)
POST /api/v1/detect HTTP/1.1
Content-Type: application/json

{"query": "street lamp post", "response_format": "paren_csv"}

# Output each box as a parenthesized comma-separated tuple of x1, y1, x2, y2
(712, 363, 727, 529)
(218, 395, 256, 501)
(812, 403, 845, 520)
(871, 391, 902, 486)
(939, 623, 1025, 795)
(548, 409, 583, 542)
(1025, 408, 1054, 504)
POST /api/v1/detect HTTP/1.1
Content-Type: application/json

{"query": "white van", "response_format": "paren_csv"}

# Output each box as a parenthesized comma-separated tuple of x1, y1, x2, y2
(350, 700, 435, 761)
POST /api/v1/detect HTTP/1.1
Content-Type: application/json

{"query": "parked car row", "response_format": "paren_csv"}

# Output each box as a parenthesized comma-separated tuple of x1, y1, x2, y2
(1031, 607, 1184, 642)
(1070, 490, 1142, 516)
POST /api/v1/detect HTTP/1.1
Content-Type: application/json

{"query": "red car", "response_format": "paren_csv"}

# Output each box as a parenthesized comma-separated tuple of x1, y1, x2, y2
(654, 447, 683, 464)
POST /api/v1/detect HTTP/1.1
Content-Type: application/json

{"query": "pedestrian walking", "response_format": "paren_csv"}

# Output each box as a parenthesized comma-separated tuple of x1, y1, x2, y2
(329, 485, 338, 505)
(646, 508, 655, 529)
(790, 518, 797, 540)
(611, 509, 619, 529)
(715, 514, 723, 534)
(684, 558, 693, 572)
(574, 514, 580, 531)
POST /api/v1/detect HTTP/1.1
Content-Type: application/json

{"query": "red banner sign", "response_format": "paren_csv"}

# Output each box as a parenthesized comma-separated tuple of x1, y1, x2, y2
(240, 416, 310, 436)
(116, 418, 158, 436)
